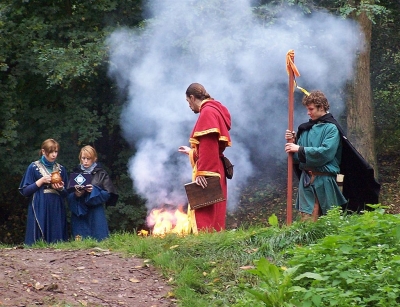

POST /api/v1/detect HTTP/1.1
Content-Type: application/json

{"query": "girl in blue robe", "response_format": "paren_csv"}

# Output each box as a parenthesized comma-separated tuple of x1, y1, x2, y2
(19, 139, 68, 245)
(67, 145, 118, 241)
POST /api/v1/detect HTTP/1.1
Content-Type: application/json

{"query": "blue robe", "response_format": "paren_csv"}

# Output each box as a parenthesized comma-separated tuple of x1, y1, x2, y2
(294, 122, 347, 215)
(19, 161, 68, 245)
(67, 166, 117, 241)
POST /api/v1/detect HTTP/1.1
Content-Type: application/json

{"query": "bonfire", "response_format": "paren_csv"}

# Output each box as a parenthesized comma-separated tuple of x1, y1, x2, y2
(144, 205, 191, 236)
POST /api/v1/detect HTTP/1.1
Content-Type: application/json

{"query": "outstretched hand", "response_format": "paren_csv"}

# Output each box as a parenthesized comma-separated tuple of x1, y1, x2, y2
(178, 146, 191, 155)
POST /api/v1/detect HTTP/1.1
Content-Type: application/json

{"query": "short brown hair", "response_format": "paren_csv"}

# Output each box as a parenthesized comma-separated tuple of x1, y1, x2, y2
(79, 145, 98, 162)
(302, 90, 330, 112)
(39, 139, 59, 156)
(186, 83, 213, 100)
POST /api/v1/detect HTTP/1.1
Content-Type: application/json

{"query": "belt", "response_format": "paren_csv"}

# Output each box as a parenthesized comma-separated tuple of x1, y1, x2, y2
(307, 171, 335, 177)
(44, 188, 60, 195)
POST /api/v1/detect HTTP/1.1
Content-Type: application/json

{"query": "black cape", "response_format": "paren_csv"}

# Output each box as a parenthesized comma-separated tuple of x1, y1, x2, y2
(296, 113, 380, 213)
(72, 165, 119, 207)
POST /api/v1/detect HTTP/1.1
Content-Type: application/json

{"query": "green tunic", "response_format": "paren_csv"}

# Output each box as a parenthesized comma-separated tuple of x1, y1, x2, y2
(294, 122, 347, 215)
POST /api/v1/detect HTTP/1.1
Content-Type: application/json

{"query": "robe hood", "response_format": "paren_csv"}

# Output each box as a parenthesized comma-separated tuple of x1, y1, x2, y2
(190, 99, 231, 147)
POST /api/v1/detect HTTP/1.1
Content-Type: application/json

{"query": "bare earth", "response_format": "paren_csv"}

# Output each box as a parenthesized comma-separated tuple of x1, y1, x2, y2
(0, 247, 176, 307)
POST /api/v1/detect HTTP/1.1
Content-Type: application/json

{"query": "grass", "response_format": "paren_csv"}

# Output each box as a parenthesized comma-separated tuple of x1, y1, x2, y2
(3, 207, 400, 306)
(16, 215, 336, 306)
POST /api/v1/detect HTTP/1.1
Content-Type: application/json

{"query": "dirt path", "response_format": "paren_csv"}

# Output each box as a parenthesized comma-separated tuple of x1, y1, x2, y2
(0, 247, 176, 307)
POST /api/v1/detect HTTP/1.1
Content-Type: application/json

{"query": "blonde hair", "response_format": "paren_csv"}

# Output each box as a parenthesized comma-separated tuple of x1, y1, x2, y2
(39, 139, 59, 156)
(79, 145, 98, 162)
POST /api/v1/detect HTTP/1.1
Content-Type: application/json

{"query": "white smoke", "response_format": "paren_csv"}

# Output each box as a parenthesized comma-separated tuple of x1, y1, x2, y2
(107, 0, 362, 211)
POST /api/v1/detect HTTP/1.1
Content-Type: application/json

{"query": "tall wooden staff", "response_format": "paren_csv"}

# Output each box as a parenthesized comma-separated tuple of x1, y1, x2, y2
(285, 50, 300, 225)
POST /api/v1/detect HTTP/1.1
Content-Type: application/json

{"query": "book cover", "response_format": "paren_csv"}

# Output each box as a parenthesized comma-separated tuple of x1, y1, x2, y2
(184, 176, 225, 210)
(67, 173, 92, 192)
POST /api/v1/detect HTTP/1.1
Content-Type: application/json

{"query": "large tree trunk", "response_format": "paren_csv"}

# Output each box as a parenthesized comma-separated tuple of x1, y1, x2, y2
(346, 3, 378, 177)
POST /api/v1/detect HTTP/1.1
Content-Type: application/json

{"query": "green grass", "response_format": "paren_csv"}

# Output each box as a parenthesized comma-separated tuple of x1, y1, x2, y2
(3, 207, 400, 306)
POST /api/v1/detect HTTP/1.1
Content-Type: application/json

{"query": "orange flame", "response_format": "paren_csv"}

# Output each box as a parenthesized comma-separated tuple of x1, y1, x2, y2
(146, 205, 190, 236)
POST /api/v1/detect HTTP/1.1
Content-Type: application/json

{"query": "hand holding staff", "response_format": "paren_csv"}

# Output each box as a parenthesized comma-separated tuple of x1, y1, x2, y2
(285, 50, 301, 225)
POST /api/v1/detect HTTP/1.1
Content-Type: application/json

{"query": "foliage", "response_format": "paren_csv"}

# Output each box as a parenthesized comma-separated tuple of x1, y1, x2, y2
(0, 0, 141, 164)
(245, 258, 300, 307)
(371, 0, 400, 153)
(0, 0, 398, 251)
(6, 207, 397, 306)
(287, 209, 400, 306)
(106, 174, 148, 232)
(241, 208, 341, 261)
(0, 0, 147, 243)
(0, 181, 27, 244)
(252, 0, 388, 21)
(338, 1, 388, 22)
(244, 207, 400, 307)
(0, 0, 397, 304)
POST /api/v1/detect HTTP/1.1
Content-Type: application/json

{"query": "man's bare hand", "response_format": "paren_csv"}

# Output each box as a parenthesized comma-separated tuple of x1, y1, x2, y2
(195, 176, 208, 188)
(285, 142, 300, 153)
(178, 146, 191, 155)
(285, 129, 296, 141)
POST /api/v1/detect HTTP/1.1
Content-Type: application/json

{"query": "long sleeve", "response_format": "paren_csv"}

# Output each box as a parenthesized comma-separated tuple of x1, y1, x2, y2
(20, 182, 40, 197)
(196, 133, 221, 177)
(86, 186, 110, 206)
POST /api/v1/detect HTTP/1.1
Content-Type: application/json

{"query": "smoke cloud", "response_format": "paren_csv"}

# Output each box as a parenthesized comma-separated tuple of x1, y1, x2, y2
(107, 0, 362, 211)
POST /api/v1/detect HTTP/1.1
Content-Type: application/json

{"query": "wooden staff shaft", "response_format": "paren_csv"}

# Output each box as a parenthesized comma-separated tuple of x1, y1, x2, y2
(287, 71, 294, 225)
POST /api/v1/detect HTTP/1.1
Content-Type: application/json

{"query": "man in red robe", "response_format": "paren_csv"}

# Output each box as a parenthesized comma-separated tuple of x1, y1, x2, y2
(179, 83, 232, 232)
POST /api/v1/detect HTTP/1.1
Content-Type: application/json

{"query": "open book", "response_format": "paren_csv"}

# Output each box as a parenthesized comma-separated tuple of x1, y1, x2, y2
(184, 176, 225, 210)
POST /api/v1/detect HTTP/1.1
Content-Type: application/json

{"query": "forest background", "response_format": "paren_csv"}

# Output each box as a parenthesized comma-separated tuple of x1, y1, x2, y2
(1, 0, 399, 244)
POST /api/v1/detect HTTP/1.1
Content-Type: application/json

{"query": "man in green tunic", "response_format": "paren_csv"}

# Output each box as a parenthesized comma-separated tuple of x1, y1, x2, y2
(285, 90, 347, 221)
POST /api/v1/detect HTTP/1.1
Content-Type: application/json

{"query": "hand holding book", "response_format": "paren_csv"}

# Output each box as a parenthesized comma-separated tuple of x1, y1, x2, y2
(184, 177, 225, 210)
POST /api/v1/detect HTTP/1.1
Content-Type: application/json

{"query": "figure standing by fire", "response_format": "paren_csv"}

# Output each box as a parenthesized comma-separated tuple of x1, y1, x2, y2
(284, 90, 347, 221)
(19, 139, 68, 245)
(179, 83, 232, 231)
(67, 145, 118, 241)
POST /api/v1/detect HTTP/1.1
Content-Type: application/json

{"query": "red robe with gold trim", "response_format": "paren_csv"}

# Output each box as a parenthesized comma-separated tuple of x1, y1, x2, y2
(188, 99, 231, 231)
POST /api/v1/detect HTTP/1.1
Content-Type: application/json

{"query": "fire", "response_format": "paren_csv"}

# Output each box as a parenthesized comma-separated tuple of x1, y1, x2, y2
(146, 205, 190, 236)
(138, 229, 148, 237)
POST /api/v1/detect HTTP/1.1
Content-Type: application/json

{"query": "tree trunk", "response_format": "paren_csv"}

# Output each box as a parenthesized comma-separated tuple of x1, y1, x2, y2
(346, 2, 378, 177)
(65, 0, 72, 16)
